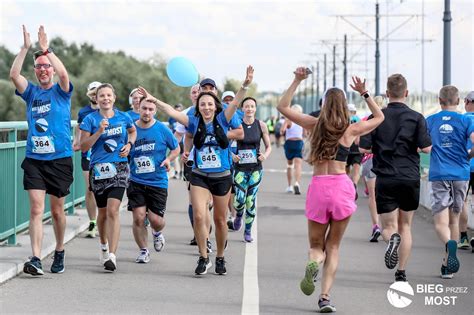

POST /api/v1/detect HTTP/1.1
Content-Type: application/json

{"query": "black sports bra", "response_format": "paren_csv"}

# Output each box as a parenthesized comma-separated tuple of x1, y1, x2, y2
(334, 143, 350, 162)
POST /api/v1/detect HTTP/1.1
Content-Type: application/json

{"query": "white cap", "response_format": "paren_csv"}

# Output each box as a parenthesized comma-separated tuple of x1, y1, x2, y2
(87, 81, 102, 91)
(465, 91, 474, 102)
(221, 91, 235, 101)
(348, 103, 357, 112)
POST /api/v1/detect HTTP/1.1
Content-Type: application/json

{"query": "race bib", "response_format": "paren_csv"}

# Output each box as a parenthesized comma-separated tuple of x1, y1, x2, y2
(238, 149, 258, 164)
(196, 147, 222, 169)
(93, 163, 117, 180)
(134, 156, 155, 174)
(31, 136, 55, 154)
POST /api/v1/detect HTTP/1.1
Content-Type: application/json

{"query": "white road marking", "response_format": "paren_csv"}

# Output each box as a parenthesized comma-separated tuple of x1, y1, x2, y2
(241, 216, 259, 315)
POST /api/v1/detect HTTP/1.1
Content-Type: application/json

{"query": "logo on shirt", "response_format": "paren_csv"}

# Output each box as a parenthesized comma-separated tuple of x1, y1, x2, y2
(34, 118, 49, 133)
(439, 124, 453, 134)
(104, 139, 118, 153)
(134, 139, 156, 152)
(442, 116, 451, 121)
(32, 100, 51, 116)
(103, 126, 123, 137)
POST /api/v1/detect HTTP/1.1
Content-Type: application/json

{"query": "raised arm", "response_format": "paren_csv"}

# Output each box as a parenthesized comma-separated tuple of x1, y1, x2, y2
(347, 76, 384, 137)
(277, 67, 317, 130)
(225, 65, 254, 122)
(38, 26, 70, 92)
(9, 25, 30, 94)
(138, 86, 189, 127)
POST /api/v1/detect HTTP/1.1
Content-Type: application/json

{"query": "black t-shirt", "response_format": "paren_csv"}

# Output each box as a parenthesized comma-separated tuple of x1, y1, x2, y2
(359, 102, 432, 180)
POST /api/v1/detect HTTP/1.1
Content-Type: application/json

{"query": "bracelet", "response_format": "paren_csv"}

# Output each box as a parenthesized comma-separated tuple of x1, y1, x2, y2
(127, 141, 134, 147)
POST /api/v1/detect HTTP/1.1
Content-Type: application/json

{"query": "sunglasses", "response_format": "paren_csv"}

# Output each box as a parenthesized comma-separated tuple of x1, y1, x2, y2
(34, 64, 52, 70)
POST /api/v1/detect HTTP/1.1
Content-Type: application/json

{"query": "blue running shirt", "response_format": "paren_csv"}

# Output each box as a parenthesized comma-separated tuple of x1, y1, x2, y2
(126, 110, 140, 122)
(80, 109, 133, 167)
(16, 81, 74, 160)
(77, 104, 98, 158)
(130, 120, 178, 188)
(464, 112, 474, 172)
(426, 110, 474, 181)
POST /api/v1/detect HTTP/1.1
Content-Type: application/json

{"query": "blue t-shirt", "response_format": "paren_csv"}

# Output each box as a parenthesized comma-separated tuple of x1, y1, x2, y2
(77, 104, 98, 158)
(187, 111, 240, 173)
(465, 112, 474, 172)
(126, 110, 140, 122)
(426, 110, 474, 181)
(80, 109, 134, 167)
(15, 81, 74, 160)
(130, 121, 178, 188)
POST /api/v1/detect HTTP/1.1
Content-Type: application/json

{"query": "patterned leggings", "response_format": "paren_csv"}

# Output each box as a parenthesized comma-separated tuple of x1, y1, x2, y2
(233, 170, 263, 232)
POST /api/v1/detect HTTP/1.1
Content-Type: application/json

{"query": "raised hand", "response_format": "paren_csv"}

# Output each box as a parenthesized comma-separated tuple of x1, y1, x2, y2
(99, 119, 109, 132)
(350, 76, 367, 94)
(22, 25, 31, 50)
(243, 65, 254, 87)
(38, 25, 48, 51)
(137, 86, 157, 104)
(293, 67, 308, 81)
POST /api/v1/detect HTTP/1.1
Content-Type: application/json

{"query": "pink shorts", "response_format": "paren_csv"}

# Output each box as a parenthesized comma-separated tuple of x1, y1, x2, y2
(305, 174, 357, 224)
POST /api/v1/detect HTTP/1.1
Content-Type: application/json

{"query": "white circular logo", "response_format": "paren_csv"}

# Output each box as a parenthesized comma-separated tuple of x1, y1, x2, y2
(387, 282, 414, 308)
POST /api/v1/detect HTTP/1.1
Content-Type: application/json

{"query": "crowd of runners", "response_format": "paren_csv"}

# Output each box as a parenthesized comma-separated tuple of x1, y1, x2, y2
(8, 25, 474, 313)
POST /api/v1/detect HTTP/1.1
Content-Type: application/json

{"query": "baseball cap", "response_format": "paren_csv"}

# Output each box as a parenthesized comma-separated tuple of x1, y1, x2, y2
(200, 78, 217, 88)
(87, 81, 102, 92)
(465, 91, 474, 102)
(348, 103, 357, 112)
(221, 91, 235, 101)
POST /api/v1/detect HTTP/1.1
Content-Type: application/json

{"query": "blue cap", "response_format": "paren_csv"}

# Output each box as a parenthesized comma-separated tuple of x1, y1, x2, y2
(200, 78, 217, 88)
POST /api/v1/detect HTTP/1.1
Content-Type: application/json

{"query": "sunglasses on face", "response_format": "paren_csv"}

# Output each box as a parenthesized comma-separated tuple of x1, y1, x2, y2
(34, 64, 52, 70)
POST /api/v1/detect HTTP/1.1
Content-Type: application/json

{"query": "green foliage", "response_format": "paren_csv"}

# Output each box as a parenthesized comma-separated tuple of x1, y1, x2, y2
(222, 77, 258, 100)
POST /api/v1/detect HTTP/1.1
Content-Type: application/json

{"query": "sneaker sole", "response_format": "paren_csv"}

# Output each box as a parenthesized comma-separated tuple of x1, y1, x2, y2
(51, 267, 65, 274)
(369, 230, 381, 243)
(294, 186, 301, 195)
(320, 305, 336, 313)
(446, 240, 459, 273)
(23, 264, 44, 276)
(195, 262, 212, 275)
(300, 261, 318, 296)
(385, 233, 401, 269)
(440, 273, 454, 279)
(104, 260, 116, 272)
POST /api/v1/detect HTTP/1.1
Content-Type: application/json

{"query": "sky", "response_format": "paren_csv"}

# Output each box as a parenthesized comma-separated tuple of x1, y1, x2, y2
(1, 0, 473, 94)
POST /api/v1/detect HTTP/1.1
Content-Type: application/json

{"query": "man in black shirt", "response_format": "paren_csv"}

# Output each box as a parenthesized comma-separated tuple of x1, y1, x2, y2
(359, 74, 431, 282)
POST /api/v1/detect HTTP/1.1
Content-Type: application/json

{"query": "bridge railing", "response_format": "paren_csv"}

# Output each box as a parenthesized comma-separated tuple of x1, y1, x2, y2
(0, 121, 86, 245)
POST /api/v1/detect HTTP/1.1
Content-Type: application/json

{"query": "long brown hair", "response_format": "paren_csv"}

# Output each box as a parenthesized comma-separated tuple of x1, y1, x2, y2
(308, 88, 350, 164)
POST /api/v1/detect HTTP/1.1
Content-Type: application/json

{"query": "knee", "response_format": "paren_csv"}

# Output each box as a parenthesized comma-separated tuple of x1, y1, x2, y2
(51, 208, 65, 221)
(133, 214, 145, 227)
(106, 208, 119, 220)
(30, 204, 44, 218)
(309, 237, 324, 250)
(193, 211, 206, 225)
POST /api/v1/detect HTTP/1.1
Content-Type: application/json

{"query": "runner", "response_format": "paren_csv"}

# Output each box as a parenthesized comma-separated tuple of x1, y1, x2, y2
(426, 85, 474, 278)
(360, 74, 432, 283)
(281, 105, 304, 195)
(231, 96, 272, 242)
(11, 25, 74, 276)
(138, 65, 253, 275)
(80, 83, 136, 272)
(128, 97, 179, 263)
(277, 68, 384, 312)
(73, 81, 101, 238)
(127, 88, 141, 121)
(459, 91, 474, 252)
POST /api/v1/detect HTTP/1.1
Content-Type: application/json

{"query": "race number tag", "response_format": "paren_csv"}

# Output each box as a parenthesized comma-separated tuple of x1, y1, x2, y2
(93, 163, 117, 180)
(134, 156, 155, 174)
(238, 149, 257, 164)
(31, 136, 55, 154)
(197, 147, 222, 169)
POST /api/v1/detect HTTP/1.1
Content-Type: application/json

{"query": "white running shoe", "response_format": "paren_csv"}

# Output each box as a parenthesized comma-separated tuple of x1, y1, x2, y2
(104, 253, 117, 272)
(285, 186, 294, 193)
(135, 249, 150, 263)
(153, 233, 165, 252)
(100, 244, 109, 265)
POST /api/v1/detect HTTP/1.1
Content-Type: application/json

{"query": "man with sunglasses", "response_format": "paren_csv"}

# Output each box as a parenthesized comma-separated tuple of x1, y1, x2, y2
(10, 25, 73, 276)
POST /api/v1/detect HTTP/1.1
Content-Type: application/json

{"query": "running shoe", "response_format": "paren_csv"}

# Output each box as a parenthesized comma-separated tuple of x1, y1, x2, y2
(100, 244, 110, 265)
(300, 260, 319, 296)
(207, 239, 213, 254)
(446, 240, 460, 273)
(294, 183, 301, 195)
(369, 226, 381, 243)
(50, 250, 65, 273)
(189, 237, 197, 246)
(471, 237, 474, 253)
(86, 221, 97, 238)
(135, 249, 150, 263)
(394, 269, 406, 282)
(195, 256, 212, 275)
(215, 256, 227, 275)
(384, 233, 401, 269)
(227, 219, 235, 231)
(440, 264, 453, 279)
(285, 186, 294, 193)
(153, 232, 165, 252)
(233, 215, 243, 231)
(364, 186, 369, 197)
(318, 297, 336, 313)
(104, 253, 117, 272)
(23, 256, 44, 276)
(244, 230, 253, 243)
(458, 236, 470, 250)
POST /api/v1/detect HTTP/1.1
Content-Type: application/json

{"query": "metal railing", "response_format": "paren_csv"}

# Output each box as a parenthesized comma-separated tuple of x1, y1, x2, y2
(0, 121, 86, 245)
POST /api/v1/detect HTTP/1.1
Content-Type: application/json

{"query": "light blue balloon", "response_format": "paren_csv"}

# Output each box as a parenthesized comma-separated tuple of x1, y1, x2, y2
(166, 57, 199, 87)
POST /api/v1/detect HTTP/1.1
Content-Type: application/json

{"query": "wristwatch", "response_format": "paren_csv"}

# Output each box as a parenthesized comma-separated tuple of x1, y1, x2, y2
(43, 48, 54, 56)
(362, 92, 370, 99)
(127, 141, 134, 147)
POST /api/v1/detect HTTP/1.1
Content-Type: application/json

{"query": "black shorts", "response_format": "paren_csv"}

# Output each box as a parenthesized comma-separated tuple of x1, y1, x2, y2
(375, 177, 420, 214)
(346, 153, 362, 166)
(183, 164, 193, 182)
(94, 187, 125, 208)
(469, 172, 474, 194)
(21, 157, 73, 198)
(127, 181, 168, 217)
(81, 156, 90, 172)
(190, 172, 233, 196)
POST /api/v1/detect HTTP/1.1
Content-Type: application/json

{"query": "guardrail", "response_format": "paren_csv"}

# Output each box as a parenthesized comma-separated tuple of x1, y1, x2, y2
(0, 121, 86, 245)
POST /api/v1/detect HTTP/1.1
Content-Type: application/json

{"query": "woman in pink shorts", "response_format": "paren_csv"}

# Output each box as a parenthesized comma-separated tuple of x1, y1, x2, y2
(277, 68, 384, 313)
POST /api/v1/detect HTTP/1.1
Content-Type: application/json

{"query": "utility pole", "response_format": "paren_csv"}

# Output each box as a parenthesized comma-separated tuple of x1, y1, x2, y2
(304, 75, 308, 111)
(421, 0, 425, 114)
(332, 45, 336, 86)
(375, 2, 381, 95)
(343, 34, 348, 94)
(311, 65, 315, 111)
(324, 53, 327, 91)
(316, 61, 320, 107)
(443, 0, 451, 85)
